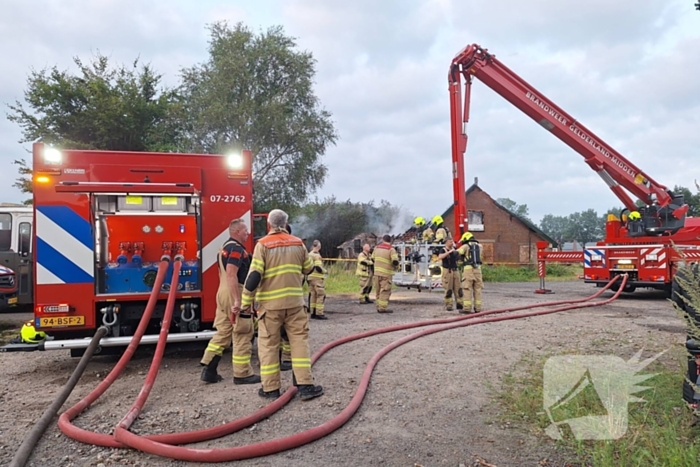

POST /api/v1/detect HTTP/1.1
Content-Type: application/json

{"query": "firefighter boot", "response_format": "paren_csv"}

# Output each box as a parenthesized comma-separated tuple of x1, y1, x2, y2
(258, 388, 281, 399)
(364, 296, 374, 304)
(292, 372, 324, 401)
(200, 355, 223, 383)
(233, 374, 262, 385)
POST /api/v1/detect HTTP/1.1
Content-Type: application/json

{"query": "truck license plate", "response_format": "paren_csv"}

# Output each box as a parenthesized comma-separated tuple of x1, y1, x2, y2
(616, 264, 635, 269)
(8, 297, 17, 304)
(39, 316, 85, 328)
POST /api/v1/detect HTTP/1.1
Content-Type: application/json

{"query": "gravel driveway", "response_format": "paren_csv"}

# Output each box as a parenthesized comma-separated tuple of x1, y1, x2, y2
(0, 281, 685, 467)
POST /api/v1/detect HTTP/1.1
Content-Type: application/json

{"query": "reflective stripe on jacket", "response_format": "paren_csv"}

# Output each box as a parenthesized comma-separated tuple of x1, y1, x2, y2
(371, 243, 398, 277)
(242, 229, 314, 310)
(308, 251, 326, 280)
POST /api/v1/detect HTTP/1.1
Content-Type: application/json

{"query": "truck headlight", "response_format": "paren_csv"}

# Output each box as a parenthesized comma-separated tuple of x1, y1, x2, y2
(645, 254, 658, 261)
(590, 254, 602, 261)
(44, 147, 62, 163)
(226, 153, 244, 169)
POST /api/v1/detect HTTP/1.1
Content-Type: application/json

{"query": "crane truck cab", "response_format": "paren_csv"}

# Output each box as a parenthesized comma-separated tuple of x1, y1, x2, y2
(0, 205, 33, 309)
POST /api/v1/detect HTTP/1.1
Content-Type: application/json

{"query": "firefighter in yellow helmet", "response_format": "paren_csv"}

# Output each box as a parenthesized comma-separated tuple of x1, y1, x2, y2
(457, 232, 484, 313)
(626, 210, 644, 236)
(21, 321, 47, 344)
(432, 215, 451, 244)
(437, 238, 463, 311)
(413, 216, 434, 243)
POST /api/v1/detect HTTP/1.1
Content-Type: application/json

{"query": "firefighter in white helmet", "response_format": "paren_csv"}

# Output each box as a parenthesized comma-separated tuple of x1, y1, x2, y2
(457, 232, 484, 313)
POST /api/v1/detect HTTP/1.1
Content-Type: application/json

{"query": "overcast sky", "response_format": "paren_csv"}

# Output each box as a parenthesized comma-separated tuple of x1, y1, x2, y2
(1, 0, 699, 226)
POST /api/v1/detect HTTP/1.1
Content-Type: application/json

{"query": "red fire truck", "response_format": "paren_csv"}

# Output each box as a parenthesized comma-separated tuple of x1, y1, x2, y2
(447, 43, 700, 295)
(2, 142, 255, 353)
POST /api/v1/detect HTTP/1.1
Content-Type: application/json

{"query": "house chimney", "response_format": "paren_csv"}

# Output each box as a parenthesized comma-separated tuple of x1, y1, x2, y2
(474, 176, 478, 186)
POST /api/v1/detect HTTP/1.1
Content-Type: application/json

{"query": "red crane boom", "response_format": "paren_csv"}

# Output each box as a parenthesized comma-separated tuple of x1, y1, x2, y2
(448, 43, 688, 238)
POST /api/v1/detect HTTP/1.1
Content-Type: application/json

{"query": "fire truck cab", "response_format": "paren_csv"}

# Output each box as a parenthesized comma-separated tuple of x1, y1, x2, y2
(2, 143, 254, 354)
(0, 206, 33, 308)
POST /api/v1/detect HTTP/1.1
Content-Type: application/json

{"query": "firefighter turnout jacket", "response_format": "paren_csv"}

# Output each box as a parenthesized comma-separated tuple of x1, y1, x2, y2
(241, 228, 315, 311)
(372, 243, 399, 277)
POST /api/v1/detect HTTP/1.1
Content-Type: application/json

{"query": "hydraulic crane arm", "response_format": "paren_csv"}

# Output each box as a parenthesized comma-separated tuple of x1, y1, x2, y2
(448, 43, 687, 237)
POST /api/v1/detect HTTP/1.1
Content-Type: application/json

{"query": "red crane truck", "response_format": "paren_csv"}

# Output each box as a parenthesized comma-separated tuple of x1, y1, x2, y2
(447, 43, 700, 295)
(1, 142, 255, 354)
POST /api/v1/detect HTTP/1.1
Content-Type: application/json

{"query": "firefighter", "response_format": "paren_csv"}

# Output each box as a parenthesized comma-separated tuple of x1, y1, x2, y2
(308, 240, 328, 320)
(200, 219, 260, 385)
(458, 232, 484, 313)
(432, 215, 451, 244)
(241, 209, 323, 400)
(627, 210, 644, 236)
(437, 238, 463, 311)
(412, 217, 433, 243)
(356, 242, 374, 304)
(372, 234, 399, 313)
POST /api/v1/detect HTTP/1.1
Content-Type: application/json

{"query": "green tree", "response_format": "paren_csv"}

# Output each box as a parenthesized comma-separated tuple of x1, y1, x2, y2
(672, 185, 700, 217)
(565, 209, 604, 246)
(496, 197, 531, 221)
(539, 214, 570, 248)
(7, 53, 182, 197)
(178, 21, 338, 213)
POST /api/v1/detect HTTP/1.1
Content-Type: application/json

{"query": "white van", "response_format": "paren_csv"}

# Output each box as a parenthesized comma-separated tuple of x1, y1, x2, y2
(0, 205, 34, 307)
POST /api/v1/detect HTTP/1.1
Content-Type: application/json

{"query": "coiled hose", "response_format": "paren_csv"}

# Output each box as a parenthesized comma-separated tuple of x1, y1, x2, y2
(48, 274, 627, 463)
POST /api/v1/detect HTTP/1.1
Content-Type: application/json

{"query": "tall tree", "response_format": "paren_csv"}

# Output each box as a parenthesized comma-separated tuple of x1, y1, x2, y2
(539, 214, 570, 248)
(672, 185, 700, 217)
(7, 54, 182, 200)
(565, 209, 604, 246)
(178, 21, 338, 212)
(496, 197, 531, 221)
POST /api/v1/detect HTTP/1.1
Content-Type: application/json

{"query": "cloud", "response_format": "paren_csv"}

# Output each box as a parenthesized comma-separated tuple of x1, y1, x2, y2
(1, 0, 699, 230)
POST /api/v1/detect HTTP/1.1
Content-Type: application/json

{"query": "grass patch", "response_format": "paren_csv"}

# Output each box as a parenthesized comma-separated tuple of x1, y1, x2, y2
(497, 350, 700, 466)
(0, 321, 20, 345)
(482, 263, 581, 283)
(312, 261, 582, 297)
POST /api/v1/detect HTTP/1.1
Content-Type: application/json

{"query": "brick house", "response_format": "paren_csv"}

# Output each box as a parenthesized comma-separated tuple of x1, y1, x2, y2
(440, 180, 557, 265)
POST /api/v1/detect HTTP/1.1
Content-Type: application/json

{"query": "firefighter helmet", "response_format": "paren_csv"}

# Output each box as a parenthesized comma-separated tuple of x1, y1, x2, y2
(628, 211, 641, 221)
(20, 321, 47, 344)
(460, 232, 474, 243)
(431, 215, 444, 225)
(414, 216, 426, 226)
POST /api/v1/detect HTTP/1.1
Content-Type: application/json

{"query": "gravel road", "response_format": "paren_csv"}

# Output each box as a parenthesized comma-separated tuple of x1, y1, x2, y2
(0, 281, 685, 467)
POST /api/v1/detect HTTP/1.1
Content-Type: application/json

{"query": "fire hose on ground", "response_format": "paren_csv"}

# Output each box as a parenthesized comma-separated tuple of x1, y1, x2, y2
(14, 272, 627, 464)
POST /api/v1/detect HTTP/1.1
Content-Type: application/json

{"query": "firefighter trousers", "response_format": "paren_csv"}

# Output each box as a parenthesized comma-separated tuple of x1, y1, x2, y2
(441, 268, 463, 310)
(308, 278, 326, 316)
(373, 275, 392, 312)
(257, 306, 314, 392)
(462, 267, 484, 312)
(200, 298, 255, 378)
(359, 275, 373, 303)
(280, 327, 291, 363)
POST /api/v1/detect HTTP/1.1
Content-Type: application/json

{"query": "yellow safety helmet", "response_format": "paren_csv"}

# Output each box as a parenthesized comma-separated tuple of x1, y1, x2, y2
(431, 215, 444, 225)
(460, 232, 474, 243)
(414, 216, 426, 226)
(20, 321, 47, 344)
(628, 211, 641, 221)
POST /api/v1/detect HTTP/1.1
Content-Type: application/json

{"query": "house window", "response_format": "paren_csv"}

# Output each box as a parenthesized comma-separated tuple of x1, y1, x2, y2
(468, 210, 484, 232)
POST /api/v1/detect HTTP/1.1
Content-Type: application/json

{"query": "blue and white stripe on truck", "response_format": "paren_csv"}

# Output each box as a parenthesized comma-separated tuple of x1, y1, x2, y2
(35, 205, 94, 284)
(584, 248, 606, 268)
